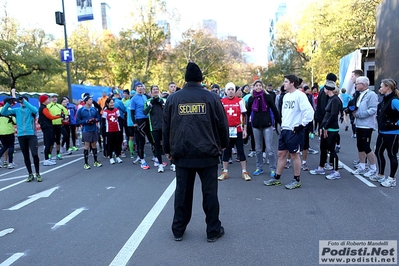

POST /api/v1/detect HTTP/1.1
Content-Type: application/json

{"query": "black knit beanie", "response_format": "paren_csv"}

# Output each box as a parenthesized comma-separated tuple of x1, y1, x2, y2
(326, 73, 337, 82)
(185, 62, 203, 82)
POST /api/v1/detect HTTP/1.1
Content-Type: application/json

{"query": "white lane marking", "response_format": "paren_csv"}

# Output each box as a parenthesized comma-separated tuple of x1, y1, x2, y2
(0, 158, 82, 192)
(0, 228, 14, 237)
(109, 178, 176, 266)
(51, 207, 87, 230)
(0, 253, 24, 266)
(340, 161, 376, 187)
(107, 187, 115, 190)
(5, 187, 59, 211)
(379, 190, 390, 198)
(0, 175, 30, 182)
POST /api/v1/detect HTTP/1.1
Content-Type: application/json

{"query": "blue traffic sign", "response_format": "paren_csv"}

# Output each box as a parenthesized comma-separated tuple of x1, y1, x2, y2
(60, 49, 74, 62)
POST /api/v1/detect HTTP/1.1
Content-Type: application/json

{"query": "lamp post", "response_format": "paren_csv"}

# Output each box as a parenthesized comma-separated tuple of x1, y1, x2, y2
(56, 0, 72, 101)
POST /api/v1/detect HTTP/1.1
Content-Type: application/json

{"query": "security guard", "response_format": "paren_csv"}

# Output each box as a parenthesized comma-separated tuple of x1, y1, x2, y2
(163, 62, 229, 242)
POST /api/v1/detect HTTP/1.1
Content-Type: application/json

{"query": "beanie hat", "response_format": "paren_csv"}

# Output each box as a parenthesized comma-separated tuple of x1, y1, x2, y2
(211, 84, 220, 89)
(39, 94, 49, 104)
(83, 94, 93, 102)
(326, 73, 337, 82)
(185, 62, 203, 82)
(135, 82, 143, 87)
(324, 80, 337, 90)
(225, 82, 236, 90)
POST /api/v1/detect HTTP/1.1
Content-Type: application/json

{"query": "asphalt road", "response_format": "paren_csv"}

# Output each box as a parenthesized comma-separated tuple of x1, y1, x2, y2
(1, 124, 398, 266)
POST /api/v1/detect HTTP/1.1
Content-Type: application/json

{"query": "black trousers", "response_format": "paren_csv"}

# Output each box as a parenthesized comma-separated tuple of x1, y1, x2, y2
(18, 135, 40, 174)
(172, 164, 222, 238)
(42, 127, 54, 160)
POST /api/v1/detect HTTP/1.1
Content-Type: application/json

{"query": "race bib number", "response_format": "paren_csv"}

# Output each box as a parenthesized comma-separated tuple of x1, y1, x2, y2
(229, 127, 237, 138)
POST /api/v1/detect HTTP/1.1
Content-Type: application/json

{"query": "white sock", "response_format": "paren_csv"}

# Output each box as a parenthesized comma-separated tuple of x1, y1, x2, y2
(242, 169, 246, 173)
(302, 160, 306, 165)
(359, 163, 366, 169)
(223, 169, 228, 173)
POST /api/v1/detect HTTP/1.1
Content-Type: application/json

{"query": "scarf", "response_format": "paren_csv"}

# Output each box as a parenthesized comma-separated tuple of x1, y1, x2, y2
(252, 90, 268, 112)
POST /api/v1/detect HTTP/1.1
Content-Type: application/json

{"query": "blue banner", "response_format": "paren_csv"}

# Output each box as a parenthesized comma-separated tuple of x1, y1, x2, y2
(77, 0, 94, 22)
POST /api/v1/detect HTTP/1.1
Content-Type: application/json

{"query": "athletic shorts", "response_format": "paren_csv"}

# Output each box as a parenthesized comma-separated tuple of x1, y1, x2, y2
(126, 126, 135, 137)
(83, 131, 98, 143)
(278, 129, 304, 153)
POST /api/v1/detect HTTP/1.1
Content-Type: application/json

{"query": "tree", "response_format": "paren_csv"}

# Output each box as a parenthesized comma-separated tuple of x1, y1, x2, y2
(0, 14, 63, 90)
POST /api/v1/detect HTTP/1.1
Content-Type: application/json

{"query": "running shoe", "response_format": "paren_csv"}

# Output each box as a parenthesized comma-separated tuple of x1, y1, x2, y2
(253, 168, 264, 176)
(115, 157, 123, 163)
(263, 178, 281, 186)
(301, 163, 309, 171)
(352, 168, 367, 175)
(218, 172, 229, 181)
(326, 171, 341, 180)
(65, 150, 72, 155)
(84, 164, 91, 170)
(43, 159, 56, 166)
(284, 161, 291, 169)
(158, 165, 164, 173)
(133, 157, 141, 164)
(308, 148, 319, 154)
(7, 163, 17, 169)
(170, 164, 176, 172)
(110, 158, 116, 164)
(242, 171, 251, 181)
(94, 161, 102, 167)
(36, 174, 42, 182)
(285, 180, 301, 189)
(381, 177, 396, 188)
(26, 174, 35, 182)
(57, 154, 62, 160)
(324, 163, 333, 171)
(369, 175, 386, 183)
(363, 169, 377, 178)
(310, 168, 325, 175)
(141, 162, 150, 170)
(248, 151, 256, 158)
(72, 146, 79, 151)
(228, 158, 233, 164)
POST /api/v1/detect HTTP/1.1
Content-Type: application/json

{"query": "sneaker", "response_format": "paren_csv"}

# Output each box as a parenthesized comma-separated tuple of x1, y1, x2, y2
(253, 168, 264, 176)
(353, 159, 360, 165)
(43, 159, 56, 166)
(218, 172, 229, 181)
(7, 163, 17, 169)
(308, 148, 319, 154)
(270, 170, 276, 178)
(130, 153, 135, 159)
(310, 168, 325, 175)
(232, 148, 237, 155)
(120, 152, 126, 158)
(285, 180, 301, 189)
(133, 157, 141, 164)
(248, 151, 256, 158)
(158, 165, 165, 173)
(284, 161, 291, 169)
(65, 150, 72, 155)
(57, 154, 62, 160)
(335, 146, 340, 153)
(94, 161, 102, 167)
(115, 157, 123, 163)
(36, 174, 42, 182)
(84, 164, 91, 170)
(326, 171, 341, 180)
(152, 156, 157, 161)
(141, 161, 150, 170)
(207, 226, 225, 243)
(352, 134, 357, 138)
(352, 168, 367, 175)
(363, 169, 377, 178)
(301, 163, 309, 171)
(264, 178, 281, 186)
(110, 158, 116, 164)
(324, 163, 333, 171)
(242, 171, 251, 181)
(68, 147, 73, 152)
(381, 177, 396, 188)
(170, 164, 176, 172)
(2, 161, 7, 168)
(228, 158, 233, 164)
(26, 174, 35, 182)
(369, 175, 386, 182)
(72, 146, 79, 151)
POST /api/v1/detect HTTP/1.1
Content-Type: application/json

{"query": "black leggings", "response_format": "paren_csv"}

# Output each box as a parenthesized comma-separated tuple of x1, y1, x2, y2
(319, 131, 339, 170)
(61, 125, 70, 150)
(134, 118, 154, 159)
(42, 127, 54, 160)
(0, 133, 15, 163)
(222, 132, 246, 162)
(106, 131, 122, 158)
(375, 134, 399, 178)
(18, 135, 40, 174)
(151, 130, 163, 164)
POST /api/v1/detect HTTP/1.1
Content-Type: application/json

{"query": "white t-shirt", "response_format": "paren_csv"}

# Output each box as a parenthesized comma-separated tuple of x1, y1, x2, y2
(281, 89, 314, 130)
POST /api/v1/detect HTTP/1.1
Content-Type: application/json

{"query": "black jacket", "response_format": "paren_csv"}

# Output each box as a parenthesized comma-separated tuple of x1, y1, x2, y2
(315, 89, 328, 123)
(247, 92, 281, 128)
(163, 82, 229, 168)
(377, 92, 399, 131)
(321, 95, 341, 130)
(38, 104, 54, 130)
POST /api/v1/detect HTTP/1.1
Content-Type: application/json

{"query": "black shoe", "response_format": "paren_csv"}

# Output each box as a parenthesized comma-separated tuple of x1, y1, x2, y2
(207, 226, 224, 243)
(174, 235, 183, 241)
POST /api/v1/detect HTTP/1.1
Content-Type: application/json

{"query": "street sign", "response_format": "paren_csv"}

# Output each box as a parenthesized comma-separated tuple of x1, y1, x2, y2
(60, 49, 74, 62)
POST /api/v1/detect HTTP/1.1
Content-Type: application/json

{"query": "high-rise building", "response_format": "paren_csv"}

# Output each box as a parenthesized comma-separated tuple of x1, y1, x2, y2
(268, 3, 287, 62)
(101, 2, 111, 30)
(202, 20, 217, 36)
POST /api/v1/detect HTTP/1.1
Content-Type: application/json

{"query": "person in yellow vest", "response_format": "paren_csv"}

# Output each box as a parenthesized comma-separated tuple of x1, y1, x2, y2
(0, 101, 16, 168)
(47, 95, 68, 160)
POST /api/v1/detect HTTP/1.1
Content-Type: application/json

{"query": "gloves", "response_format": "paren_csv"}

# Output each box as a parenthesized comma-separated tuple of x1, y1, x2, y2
(87, 118, 96, 124)
(4, 98, 13, 105)
(18, 96, 25, 103)
(150, 98, 156, 105)
(159, 98, 164, 105)
(339, 116, 344, 123)
(60, 113, 66, 119)
(293, 124, 305, 134)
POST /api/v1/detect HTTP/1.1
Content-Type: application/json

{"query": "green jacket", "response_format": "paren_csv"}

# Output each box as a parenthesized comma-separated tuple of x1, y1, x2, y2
(0, 106, 16, 135)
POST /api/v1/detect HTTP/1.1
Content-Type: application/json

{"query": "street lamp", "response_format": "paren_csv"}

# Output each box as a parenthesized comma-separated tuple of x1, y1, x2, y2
(55, 0, 72, 101)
